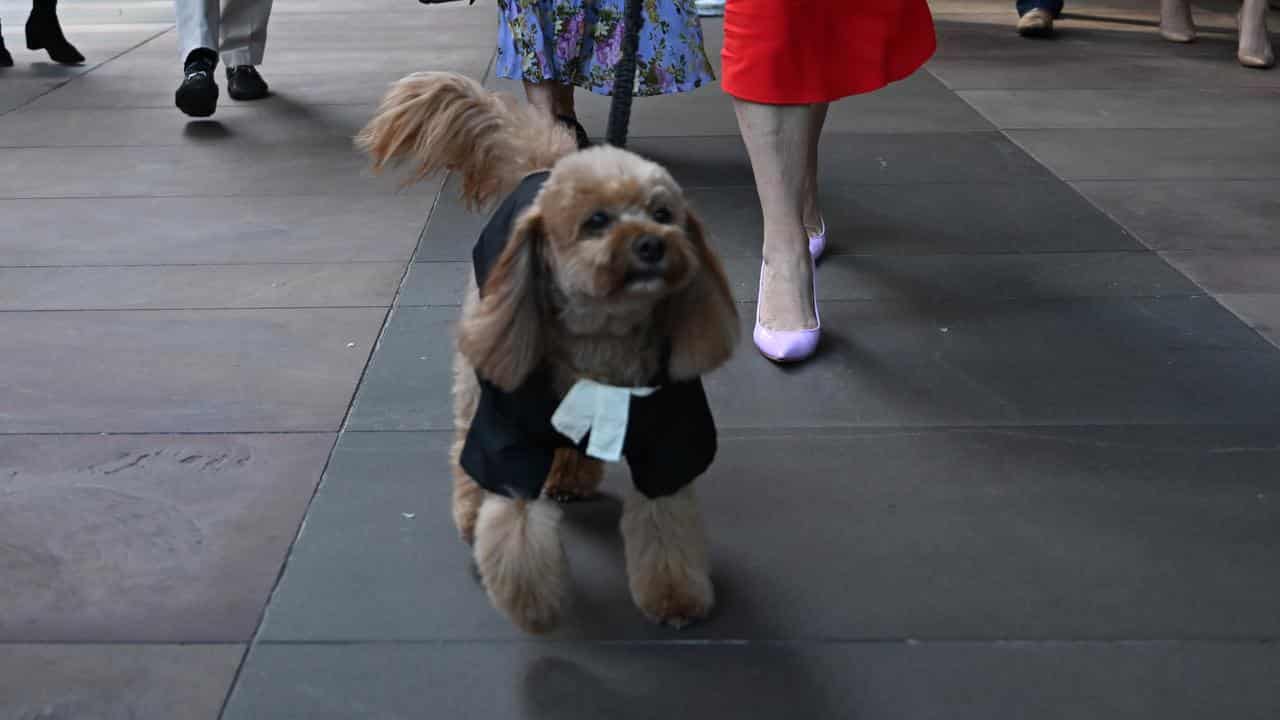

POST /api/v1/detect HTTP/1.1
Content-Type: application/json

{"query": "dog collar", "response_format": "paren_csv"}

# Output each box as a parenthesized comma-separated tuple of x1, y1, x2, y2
(550, 379, 658, 462)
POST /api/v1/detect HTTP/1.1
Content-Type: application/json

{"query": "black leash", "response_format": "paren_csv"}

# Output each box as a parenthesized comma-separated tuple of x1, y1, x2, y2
(606, 0, 644, 147)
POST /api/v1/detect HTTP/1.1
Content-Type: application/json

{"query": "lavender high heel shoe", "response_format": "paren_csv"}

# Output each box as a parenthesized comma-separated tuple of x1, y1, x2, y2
(808, 219, 827, 260)
(753, 258, 821, 363)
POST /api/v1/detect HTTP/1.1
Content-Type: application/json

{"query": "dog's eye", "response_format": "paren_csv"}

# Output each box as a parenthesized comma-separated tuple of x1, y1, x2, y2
(582, 211, 612, 232)
(652, 207, 674, 224)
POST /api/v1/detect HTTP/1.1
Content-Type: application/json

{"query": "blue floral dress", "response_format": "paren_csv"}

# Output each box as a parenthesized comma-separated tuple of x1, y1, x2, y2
(495, 0, 715, 97)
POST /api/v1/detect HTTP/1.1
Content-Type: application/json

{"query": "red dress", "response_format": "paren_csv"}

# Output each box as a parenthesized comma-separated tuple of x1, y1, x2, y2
(722, 0, 936, 105)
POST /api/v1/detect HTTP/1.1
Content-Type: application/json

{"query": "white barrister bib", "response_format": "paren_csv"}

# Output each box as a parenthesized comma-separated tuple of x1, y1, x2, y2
(550, 379, 657, 462)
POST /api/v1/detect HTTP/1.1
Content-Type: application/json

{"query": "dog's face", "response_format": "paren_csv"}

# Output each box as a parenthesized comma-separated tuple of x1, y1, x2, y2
(535, 148, 700, 306)
(461, 146, 738, 391)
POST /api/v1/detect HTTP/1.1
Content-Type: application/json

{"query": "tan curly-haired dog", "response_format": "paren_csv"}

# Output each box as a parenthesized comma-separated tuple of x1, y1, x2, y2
(358, 72, 737, 634)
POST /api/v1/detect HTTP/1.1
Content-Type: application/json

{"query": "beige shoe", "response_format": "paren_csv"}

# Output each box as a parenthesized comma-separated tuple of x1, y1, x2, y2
(1238, 7, 1276, 68)
(1017, 8, 1055, 37)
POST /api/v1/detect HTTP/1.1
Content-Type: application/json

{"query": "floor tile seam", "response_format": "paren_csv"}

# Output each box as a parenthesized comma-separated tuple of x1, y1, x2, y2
(953, 87, 1280, 94)
(0, 304, 398, 313)
(392, 294, 1220, 311)
(0, 641, 245, 647)
(0, 26, 176, 119)
(0, 192, 430, 201)
(937, 84, 1280, 92)
(409, 249, 1183, 264)
(330, 423, 1280, 440)
(1071, 178, 1280, 185)
(212, 63, 472, 707)
(954, 124, 1280, 132)
(1005, 126, 1280, 135)
(392, 293, 1214, 310)
(414, 249, 1180, 262)
(938, 69, 1280, 356)
(0, 181, 1072, 200)
(0, 427, 343, 435)
(0, 430, 336, 437)
(10, 419, 1280, 436)
(0, 192, 433, 201)
(239, 637, 1280, 647)
(932, 50, 1253, 60)
(0, 130, 1011, 152)
(0, 261, 415, 269)
(0, 141, 393, 150)
(1063, 176, 1280, 183)
(4, 101, 424, 112)
(1159, 250, 1280, 257)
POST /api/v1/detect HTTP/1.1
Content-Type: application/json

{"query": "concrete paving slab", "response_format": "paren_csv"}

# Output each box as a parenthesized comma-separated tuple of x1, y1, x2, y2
(0, 433, 333, 641)
(0, 308, 385, 433)
(961, 88, 1280, 129)
(0, 195, 428, 266)
(0, 262, 405, 310)
(1072, 180, 1280, 251)
(1008, 128, 1280, 180)
(258, 428, 1280, 642)
(0, 144, 442, 198)
(0, 644, 242, 720)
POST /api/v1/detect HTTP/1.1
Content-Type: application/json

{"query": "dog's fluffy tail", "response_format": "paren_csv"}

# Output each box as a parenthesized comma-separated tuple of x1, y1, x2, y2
(356, 72, 578, 210)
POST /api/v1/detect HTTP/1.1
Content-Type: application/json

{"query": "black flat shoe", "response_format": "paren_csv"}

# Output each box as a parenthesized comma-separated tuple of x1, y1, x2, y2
(175, 48, 219, 118)
(25, 0, 84, 65)
(557, 114, 590, 149)
(0, 25, 13, 67)
(227, 65, 269, 101)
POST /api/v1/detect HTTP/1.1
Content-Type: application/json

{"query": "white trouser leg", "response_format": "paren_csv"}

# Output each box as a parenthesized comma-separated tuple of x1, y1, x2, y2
(175, 0, 219, 61)
(220, 0, 273, 67)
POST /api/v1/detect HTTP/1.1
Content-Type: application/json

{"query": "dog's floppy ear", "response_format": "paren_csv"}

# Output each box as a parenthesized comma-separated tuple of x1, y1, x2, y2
(664, 211, 739, 380)
(458, 208, 545, 391)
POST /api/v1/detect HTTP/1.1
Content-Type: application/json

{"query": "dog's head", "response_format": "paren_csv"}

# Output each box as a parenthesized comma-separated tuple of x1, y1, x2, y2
(459, 146, 738, 391)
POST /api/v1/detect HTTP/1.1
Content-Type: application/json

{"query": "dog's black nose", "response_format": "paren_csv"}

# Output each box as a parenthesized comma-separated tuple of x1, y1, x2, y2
(632, 235, 665, 264)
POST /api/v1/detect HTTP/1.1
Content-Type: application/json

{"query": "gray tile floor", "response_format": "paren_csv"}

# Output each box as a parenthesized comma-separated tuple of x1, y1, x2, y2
(2, 0, 1279, 717)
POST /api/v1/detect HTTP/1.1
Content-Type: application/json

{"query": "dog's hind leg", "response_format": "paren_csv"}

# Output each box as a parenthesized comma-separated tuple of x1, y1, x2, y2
(543, 448, 604, 503)
(620, 485, 715, 629)
(451, 349, 485, 545)
(473, 494, 568, 634)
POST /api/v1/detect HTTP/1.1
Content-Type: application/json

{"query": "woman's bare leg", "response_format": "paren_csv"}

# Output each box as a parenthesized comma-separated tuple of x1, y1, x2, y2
(1239, 0, 1275, 68)
(734, 98, 819, 331)
(802, 103, 829, 234)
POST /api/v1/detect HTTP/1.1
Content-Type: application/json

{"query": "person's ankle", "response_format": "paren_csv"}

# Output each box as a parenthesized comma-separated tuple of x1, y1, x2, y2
(763, 229, 812, 264)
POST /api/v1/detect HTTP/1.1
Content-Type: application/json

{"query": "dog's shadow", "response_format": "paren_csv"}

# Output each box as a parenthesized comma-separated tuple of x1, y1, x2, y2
(515, 491, 840, 718)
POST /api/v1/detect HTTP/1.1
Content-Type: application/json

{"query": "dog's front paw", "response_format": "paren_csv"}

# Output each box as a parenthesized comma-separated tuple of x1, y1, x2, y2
(631, 567, 715, 629)
(620, 487, 715, 629)
(473, 496, 567, 634)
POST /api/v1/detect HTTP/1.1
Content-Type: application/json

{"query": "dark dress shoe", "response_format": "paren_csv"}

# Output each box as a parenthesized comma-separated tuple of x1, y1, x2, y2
(227, 66, 269, 101)
(25, 0, 84, 65)
(557, 114, 590, 149)
(175, 48, 219, 118)
(0, 24, 13, 67)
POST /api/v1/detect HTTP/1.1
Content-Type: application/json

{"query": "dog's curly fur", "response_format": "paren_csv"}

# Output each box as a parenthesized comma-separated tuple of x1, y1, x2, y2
(358, 71, 738, 633)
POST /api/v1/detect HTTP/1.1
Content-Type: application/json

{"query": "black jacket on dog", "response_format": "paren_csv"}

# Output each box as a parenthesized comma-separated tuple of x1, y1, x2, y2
(459, 172, 717, 500)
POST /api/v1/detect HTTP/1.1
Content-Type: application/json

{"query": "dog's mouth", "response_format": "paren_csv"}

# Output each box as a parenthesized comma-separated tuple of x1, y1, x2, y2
(622, 266, 667, 291)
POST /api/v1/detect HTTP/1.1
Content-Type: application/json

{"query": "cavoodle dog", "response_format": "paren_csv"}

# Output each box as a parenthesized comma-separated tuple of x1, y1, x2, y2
(357, 72, 738, 633)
